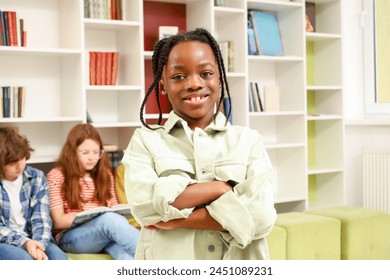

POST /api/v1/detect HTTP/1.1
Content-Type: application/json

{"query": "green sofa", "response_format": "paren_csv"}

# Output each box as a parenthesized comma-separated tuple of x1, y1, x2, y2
(267, 205, 390, 260)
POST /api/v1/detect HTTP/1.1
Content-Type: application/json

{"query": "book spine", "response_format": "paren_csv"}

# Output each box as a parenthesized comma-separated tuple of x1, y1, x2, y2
(96, 52, 102, 85)
(18, 86, 26, 118)
(255, 82, 264, 112)
(7, 11, 15, 47)
(106, 52, 112, 85)
(3, 11, 9, 46)
(89, 51, 97, 85)
(19, 19, 24, 47)
(111, 0, 117, 20)
(0, 11, 4, 46)
(11, 11, 17, 46)
(101, 51, 107, 85)
(84, 0, 90, 18)
(3, 87, 10, 118)
(12, 86, 18, 118)
(111, 52, 118, 85)
(9, 86, 14, 117)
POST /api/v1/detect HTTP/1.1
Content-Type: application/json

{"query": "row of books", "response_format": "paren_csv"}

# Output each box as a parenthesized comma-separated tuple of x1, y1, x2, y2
(89, 51, 119, 86)
(248, 82, 280, 112)
(0, 11, 26, 47)
(248, 10, 284, 56)
(1, 86, 26, 118)
(84, 0, 123, 20)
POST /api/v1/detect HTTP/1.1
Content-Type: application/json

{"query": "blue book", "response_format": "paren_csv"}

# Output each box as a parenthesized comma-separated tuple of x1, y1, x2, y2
(2, 86, 10, 118)
(250, 10, 284, 56)
(0, 11, 7, 46)
(223, 96, 233, 124)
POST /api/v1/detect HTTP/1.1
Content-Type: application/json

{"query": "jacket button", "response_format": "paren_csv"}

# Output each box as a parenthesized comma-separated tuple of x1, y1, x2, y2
(208, 245, 215, 252)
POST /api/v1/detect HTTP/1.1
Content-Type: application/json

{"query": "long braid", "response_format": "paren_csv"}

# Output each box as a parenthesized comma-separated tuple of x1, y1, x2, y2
(140, 28, 232, 129)
(140, 38, 172, 129)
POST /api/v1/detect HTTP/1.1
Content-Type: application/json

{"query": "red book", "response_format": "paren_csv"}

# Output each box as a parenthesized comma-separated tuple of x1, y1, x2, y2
(111, 0, 117, 20)
(96, 52, 102, 85)
(22, 30, 26, 47)
(101, 51, 106, 85)
(6, 11, 17, 46)
(106, 52, 112, 85)
(111, 52, 119, 85)
(89, 52, 97, 85)
(10, 11, 17, 46)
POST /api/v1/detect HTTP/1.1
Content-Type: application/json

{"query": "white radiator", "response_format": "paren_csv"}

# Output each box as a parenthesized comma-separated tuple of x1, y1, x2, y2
(363, 148, 390, 213)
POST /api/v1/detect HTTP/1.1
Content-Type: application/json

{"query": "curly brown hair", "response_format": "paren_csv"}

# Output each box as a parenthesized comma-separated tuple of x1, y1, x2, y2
(0, 126, 34, 179)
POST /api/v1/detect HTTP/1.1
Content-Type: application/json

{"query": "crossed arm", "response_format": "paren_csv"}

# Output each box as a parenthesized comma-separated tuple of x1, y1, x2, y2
(145, 181, 233, 231)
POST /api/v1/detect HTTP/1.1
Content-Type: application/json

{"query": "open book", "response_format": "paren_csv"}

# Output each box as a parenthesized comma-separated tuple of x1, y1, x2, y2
(72, 204, 132, 227)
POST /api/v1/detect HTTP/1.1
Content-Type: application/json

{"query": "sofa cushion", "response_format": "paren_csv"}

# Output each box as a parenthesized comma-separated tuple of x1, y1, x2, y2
(266, 225, 287, 260)
(307, 205, 390, 260)
(276, 212, 341, 260)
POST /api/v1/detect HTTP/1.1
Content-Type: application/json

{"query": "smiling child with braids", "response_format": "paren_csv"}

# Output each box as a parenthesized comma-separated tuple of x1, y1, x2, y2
(122, 28, 276, 260)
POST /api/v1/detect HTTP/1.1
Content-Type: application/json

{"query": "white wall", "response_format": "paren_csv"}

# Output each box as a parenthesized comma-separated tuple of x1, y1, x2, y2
(343, 0, 390, 207)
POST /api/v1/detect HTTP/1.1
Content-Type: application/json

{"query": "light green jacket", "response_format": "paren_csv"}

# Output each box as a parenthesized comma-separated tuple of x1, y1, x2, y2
(123, 112, 276, 260)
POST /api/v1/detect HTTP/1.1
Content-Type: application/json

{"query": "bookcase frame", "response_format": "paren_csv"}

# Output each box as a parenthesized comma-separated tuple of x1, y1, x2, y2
(0, 0, 344, 212)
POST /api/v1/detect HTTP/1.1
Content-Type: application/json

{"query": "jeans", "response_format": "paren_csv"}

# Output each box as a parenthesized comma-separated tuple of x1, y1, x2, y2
(0, 241, 68, 260)
(59, 212, 139, 260)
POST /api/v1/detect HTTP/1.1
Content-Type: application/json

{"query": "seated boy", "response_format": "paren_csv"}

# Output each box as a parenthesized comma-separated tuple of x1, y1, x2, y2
(0, 126, 68, 260)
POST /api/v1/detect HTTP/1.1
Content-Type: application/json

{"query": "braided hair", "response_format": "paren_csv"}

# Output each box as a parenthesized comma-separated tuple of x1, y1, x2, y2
(140, 28, 232, 130)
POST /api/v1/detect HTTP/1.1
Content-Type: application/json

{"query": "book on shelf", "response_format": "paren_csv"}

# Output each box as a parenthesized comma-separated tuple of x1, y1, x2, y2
(222, 96, 233, 124)
(0, 12, 3, 46)
(255, 82, 264, 112)
(159, 26, 178, 40)
(89, 52, 96, 85)
(71, 204, 132, 228)
(84, 0, 122, 20)
(214, 0, 225, 7)
(247, 15, 258, 55)
(103, 143, 118, 152)
(95, 52, 102, 85)
(18, 86, 26, 118)
(86, 111, 93, 123)
(218, 41, 234, 72)
(107, 150, 124, 171)
(111, 52, 119, 85)
(89, 52, 119, 85)
(249, 82, 264, 112)
(264, 85, 280, 112)
(248, 84, 254, 112)
(305, 2, 316, 33)
(249, 10, 284, 56)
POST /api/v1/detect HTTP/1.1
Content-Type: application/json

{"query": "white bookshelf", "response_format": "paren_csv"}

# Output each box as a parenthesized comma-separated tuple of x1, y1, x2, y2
(0, 0, 344, 212)
(305, 0, 345, 209)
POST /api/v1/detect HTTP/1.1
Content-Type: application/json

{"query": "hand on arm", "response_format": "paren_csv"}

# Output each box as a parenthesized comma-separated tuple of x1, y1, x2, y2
(50, 206, 78, 230)
(23, 240, 48, 260)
